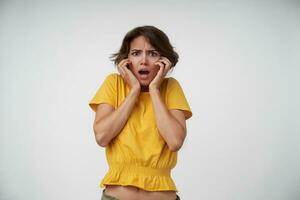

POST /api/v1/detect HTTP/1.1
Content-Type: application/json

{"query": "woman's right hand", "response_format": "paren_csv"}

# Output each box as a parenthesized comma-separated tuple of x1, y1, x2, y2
(117, 59, 140, 93)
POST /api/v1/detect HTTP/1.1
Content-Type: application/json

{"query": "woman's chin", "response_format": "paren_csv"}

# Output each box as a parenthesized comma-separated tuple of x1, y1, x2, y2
(139, 80, 150, 86)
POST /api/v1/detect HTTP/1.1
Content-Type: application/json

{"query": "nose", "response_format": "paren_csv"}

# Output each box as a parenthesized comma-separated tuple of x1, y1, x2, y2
(140, 52, 148, 65)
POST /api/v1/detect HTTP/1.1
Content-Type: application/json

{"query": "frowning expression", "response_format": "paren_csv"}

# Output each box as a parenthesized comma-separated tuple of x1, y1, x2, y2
(127, 36, 161, 86)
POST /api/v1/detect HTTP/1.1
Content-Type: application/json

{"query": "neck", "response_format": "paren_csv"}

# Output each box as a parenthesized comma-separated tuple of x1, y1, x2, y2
(141, 85, 149, 92)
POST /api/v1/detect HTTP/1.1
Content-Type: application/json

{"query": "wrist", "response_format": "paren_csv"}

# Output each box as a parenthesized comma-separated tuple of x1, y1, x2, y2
(149, 87, 160, 94)
(130, 86, 140, 96)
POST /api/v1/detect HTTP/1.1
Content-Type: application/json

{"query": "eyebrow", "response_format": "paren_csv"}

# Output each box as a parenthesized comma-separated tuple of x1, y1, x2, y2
(130, 49, 158, 52)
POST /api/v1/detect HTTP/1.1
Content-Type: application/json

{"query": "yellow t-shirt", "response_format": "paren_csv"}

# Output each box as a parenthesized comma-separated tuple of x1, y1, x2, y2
(89, 73, 192, 191)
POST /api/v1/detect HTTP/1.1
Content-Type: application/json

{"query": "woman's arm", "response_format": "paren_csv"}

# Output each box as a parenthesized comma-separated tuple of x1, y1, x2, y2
(93, 59, 140, 147)
(93, 88, 140, 147)
(150, 88, 187, 152)
(148, 57, 187, 152)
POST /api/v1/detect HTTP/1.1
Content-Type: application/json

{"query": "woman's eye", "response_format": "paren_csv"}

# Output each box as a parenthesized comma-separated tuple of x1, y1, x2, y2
(131, 52, 139, 56)
(150, 52, 158, 57)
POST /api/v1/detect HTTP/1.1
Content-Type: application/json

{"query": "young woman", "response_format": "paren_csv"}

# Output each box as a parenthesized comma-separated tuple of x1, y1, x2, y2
(89, 25, 192, 200)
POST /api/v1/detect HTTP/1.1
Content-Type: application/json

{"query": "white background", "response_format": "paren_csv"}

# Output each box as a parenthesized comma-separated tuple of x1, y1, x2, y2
(1, 0, 299, 199)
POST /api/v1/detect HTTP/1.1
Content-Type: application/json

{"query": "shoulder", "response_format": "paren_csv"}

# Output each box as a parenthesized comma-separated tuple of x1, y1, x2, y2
(105, 73, 121, 80)
(164, 77, 181, 88)
(103, 73, 123, 84)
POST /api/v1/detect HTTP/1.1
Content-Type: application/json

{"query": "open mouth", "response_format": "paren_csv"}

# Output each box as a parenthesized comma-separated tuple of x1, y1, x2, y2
(138, 69, 150, 75)
(138, 69, 150, 80)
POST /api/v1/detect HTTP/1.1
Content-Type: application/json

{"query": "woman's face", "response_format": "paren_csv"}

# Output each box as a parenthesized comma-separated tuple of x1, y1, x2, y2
(127, 36, 161, 86)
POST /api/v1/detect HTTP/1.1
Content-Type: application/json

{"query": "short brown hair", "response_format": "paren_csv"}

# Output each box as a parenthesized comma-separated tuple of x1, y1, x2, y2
(110, 25, 179, 68)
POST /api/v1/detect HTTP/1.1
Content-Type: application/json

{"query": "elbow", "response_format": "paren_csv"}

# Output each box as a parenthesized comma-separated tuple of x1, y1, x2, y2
(168, 130, 186, 152)
(96, 136, 108, 147)
(168, 140, 184, 152)
(93, 125, 109, 147)
(168, 144, 182, 152)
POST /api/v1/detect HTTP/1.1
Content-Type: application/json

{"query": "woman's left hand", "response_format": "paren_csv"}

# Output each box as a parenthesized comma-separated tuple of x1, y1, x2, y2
(149, 57, 172, 91)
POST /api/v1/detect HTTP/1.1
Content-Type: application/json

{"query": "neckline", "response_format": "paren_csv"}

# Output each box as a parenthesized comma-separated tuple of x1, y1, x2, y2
(125, 84, 150, 95)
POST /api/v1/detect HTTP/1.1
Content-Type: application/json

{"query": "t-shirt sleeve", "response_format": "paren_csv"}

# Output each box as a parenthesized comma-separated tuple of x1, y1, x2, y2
(165, 77, 193, 120)
(88, 73, 117, 112)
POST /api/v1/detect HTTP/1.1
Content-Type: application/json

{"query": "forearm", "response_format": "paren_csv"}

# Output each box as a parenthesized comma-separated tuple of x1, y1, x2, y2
(94, 89, 140, 146)
(150, 88, 185, 151)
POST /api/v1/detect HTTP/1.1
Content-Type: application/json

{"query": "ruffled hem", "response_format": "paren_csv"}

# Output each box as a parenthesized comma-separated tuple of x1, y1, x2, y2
(99, 164, 177, 192)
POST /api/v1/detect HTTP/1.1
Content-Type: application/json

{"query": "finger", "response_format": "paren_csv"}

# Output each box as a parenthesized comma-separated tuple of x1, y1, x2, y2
(118, 60, 125, 66)
(122, 65, 131, 73)
(119, 59, 129, 70)
(160, 60, 172, 74)
(126, 59, 132, 67)
(155, 61, 165, 68)
(117, 68, 123, 77)
(123, 60, 133, 73)
(159, 56, 170, 62)
(159, 59, 171, 68)
(120, 60, 130, 70)
(156, 61, 169, 76)
(157, 62, 169, 76)
(159, 64, 165, 73)
(117, 65, 124, 76)
(117, 65, 125, 76)
(119, 59, 130, 67)
(153, 67, 164, 80)
(164, 61, 171, 71)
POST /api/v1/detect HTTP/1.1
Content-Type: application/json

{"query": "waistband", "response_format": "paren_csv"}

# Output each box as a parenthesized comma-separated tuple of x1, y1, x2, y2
(109, 163, 171, 177)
